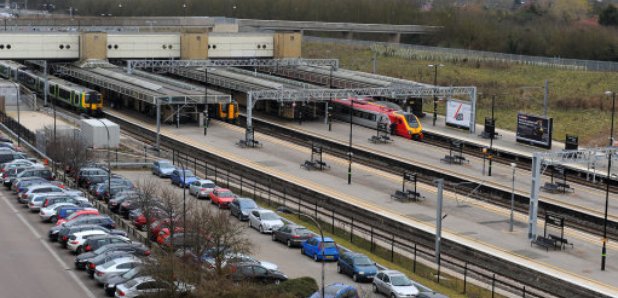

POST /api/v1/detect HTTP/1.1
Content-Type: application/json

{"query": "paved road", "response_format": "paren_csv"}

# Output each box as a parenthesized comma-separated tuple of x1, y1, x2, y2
(0, 188, 99, 298)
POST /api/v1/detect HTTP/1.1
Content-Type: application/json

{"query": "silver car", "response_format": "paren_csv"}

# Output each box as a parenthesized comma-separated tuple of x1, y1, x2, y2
(372, 270, 419, 298)
(114, 276, 194, 298)
(248, 209, 284, 234)
(94, 256, 142, 284)
(188, 179, 216, 199)
(39, 202, 77, 222)
(151, 160, 175, 178)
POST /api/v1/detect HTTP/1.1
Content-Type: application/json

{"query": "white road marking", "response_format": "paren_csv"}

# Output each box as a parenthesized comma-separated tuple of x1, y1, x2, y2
(0, 193, 97, 298)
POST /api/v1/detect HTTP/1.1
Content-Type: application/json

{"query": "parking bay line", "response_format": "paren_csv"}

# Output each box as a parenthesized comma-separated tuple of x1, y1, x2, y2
(0, 193, 97, 298)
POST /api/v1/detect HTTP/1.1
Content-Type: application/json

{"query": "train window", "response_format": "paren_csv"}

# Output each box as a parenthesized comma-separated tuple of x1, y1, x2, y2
(168, 44, 173, 49)
(48, 85, 54, 94)
(6, 44, 10, 49)
(66, 45, 71, 49)
(0, 45, 4, 49)
(59, 45, 64, 49)
(114, 45, 118, 49)
(107, 45, 112, 49)
(162, 45, 167, 49)
(58, 88, 71, 100)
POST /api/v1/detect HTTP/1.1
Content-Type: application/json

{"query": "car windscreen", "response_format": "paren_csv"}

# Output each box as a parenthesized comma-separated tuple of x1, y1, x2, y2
(179, 170, 194, 177)
(202, 182, 216, 188)
(353, 256, 373, 266)
(260, 212, 278, 220)
(159, 163, 174, 169)
(101, 260, 118, 269)
(294, 228, 311, 235)
(239, 200, 257, 209)
(122, 267, 140, 279)
(391, 275, 413, 286)
(322, 242, 336, 249)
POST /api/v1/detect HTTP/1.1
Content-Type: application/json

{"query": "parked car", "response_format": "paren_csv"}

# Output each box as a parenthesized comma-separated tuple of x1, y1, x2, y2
(188, 179, 216, 199)
(301, 237, 340, 262)
(229, 197, 258, 221)
(209, 188, 236, 208)
(53, 205, 84, 224)
(94, 256, 143, 283)
(19, 183, 64, 204)
(271, 224, 313, 248)
(4, 165, 39, 186)
(133, 207, 168, 230)
(39, 202, 77, 222)
(149, 219, 180, 242)
(170, 169, 198, 188)
(309, 283, 360, 298)
(41, 195, 85, 209)
(152, 160, 175, 177)
(87, 251, 138, 278)
(103, 267, 143, 296)
(57, 220, 120, 247)
(75, 242, 150, 270)
(82, 234, 134, 254)
(67, 230, 109, 254)
(104, 185, 134, 203)
(55, 209, 100, 226)
(76, 167, 108, 187)
(203, 253, 278, 272)
(412, 281, 448, 298)
(109, 191, 139, 213)
(337, 252, 378, 282)
(10, 167, 53, 186)
(0, 151, 28, 165)
(372, 270, 419, 298)
(229, 262, 288, 285)
(114, 276, 194, 298)
(248, 209, 284, 234)
(13, 177, 47, 194)
(118, 199, 140, 219)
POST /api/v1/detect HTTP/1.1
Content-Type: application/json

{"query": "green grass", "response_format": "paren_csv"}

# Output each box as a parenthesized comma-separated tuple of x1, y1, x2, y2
(304, 42, 617, 146)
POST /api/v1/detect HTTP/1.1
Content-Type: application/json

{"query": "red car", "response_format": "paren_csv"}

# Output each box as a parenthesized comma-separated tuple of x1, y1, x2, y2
(156, 227, 185, 246)
(209, 188, 236, 209)
(55, 209, 99, 226)
(133, 208, 169, 230)
(149, 219, 180, 241)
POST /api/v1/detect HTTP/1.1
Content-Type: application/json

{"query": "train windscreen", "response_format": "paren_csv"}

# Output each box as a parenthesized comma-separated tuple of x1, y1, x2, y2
(86, 92, 102, 104)
(402, 113, 419, 128)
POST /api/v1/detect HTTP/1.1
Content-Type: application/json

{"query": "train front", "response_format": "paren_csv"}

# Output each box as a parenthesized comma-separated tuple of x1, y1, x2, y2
(395, 111, 423, 140)
(84, 91, 103, 117)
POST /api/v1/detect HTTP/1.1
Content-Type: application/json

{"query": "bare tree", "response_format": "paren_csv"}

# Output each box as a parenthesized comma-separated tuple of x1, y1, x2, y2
(43, 127, 94, 179)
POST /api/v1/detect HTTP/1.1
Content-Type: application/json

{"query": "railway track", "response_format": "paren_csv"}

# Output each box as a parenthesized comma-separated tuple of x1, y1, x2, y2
(239, 114, 618, 241)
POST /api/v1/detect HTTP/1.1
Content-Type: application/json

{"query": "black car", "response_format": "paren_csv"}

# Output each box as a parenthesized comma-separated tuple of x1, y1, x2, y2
(76, 167, 109, 187)
(85, 250, 136, 278)
(272, 224, 313, 248)
(108, 192, 139, 213)
(229, 262, 288, 285)
(50, 215, 118, 241)
(119, 199, 140, 219)
(82, 234, 133, 254)
(104, 267, 143, 296)
(0, 151, 28, 165)
(75, 243, 150, 270)
(229, 198, 258, 221)
(104, 185, 134, 203)
(10, 167, 53, 186)
(58, 224, 126, 248)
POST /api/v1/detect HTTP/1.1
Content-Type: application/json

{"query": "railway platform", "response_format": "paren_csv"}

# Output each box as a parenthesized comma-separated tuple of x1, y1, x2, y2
(99, 109, 618, 295)
(248, 113, 618, 227)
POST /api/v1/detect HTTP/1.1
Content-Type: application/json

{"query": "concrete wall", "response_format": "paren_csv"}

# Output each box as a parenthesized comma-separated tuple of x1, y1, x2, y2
(180, 32, 208, 60)
(273, 32, 301, 58)
(79, 32, 107, 61)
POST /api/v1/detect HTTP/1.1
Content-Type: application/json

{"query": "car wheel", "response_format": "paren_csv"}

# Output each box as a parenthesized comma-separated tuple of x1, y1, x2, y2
(353, 274, 359, 282)
(286, 240, 292, 248)
(313, 254, 319, 262)
(271, 234, 277, 241)
(391, 293, 397, 298)
(336, 264, 342, 273)
(50, 215, 57, 223)
(259, 225, 264, 233)
(372, 284, 378, 293)
(76, 246, 83, 255)
(300, 247, 305, 255)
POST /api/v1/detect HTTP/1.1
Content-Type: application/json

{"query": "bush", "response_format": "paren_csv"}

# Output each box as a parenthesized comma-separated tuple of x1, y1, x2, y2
(599, 5, 618, 26)
(270, 277, 320, 298)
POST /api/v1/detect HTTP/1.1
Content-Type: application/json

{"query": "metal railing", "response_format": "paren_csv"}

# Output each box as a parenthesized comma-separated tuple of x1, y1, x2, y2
(305, 36, 618, 72)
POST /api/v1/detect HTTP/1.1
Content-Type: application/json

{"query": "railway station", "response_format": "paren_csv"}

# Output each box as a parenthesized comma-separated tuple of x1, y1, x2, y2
(0, 19, 615, 298)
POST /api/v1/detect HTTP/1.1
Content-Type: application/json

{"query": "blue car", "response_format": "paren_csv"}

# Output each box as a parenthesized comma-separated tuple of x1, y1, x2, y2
(337, 251, 378, 282)
(308, 283, 359, 298)
(301, 237, 340, 262)
(152, 160, 176, 178)
(170, 169, 198, 188)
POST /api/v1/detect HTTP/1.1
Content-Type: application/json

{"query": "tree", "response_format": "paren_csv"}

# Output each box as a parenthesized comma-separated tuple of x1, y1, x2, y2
(599, 5, 618, 26)
(43, 127, 94, 178)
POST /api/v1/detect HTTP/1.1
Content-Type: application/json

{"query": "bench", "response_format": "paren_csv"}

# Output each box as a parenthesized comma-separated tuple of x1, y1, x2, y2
(391, 190, 421, 202)
(531, 236, 556, 252)
(555, 182, 574, 193)
(236, 139, 262, 148)
(541, 182, 560, 193)
(548, 234, 574, 249)
(440, 155, 468, 165)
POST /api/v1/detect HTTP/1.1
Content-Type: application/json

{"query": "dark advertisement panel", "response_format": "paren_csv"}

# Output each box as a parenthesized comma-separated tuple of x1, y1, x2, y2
(516, 113, 553, 149)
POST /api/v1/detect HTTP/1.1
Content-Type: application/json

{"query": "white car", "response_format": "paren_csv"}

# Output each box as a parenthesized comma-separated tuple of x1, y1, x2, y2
(94, 256, 143, 284)
(188, 179, 216, 199)
(38, 202, 77, 222)
(372, 270, 419, 298)
(20, 183, 64, 204)
(248, 209, 284, 234)
(66, 230, 110, 254)
(115, 276, 194, 298)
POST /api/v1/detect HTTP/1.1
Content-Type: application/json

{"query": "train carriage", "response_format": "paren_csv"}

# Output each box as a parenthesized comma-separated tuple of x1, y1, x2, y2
(332, 97, 423, 140)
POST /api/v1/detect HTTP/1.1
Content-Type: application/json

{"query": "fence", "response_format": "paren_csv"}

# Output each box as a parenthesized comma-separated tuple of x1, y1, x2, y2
(163, 147, 547, 298)
(305, 36, 618, 72)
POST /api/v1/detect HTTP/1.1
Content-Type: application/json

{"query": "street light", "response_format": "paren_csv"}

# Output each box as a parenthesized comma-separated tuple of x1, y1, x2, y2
(8, 71, 21, 147)
(488, 95, 496, 177)
(602, 90, 615, 271)
(509, 163, 516, 232)
(347, 98, 353, 185)
(95, 119, 111, 203)
(277, 207, 325, 298)
(428, 64, 444, 126)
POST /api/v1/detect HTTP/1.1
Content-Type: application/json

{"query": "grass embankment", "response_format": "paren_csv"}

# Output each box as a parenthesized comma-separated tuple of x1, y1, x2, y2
(303, 42, 617, 146)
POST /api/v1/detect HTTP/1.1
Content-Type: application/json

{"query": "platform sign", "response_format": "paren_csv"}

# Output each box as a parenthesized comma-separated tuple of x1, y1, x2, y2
(516, 113, 553, 149)
(445, 99, 471, 129)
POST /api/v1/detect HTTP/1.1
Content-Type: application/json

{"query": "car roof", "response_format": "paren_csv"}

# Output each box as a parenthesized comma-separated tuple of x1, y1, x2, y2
(198, 179, 214, 183)
(381, 269, 405, 276)
(314, 236, 335, 242)
(74, 230, 107, 236)
(343, 251, 366, 258)
(156, 160, 172, 164)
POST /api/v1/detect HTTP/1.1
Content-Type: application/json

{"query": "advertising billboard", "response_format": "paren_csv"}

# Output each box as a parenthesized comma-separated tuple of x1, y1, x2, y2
(516, 113, 553, 149)
(445, 99, 471, 129)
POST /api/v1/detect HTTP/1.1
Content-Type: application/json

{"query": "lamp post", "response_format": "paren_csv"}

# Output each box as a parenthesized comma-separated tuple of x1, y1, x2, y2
(347, 98, 353, 185)
(602, 90, 615, 271)
(182, 3, 187, 17)
(95, 119, 111, 202)
(488, 94, 496, 177)
(509, 163, 516, 232)
(428, 64, 444, 126)
(277, 207, 325, 298)
(10, 71, 21, 147)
